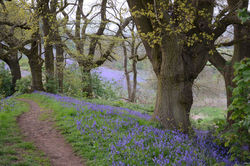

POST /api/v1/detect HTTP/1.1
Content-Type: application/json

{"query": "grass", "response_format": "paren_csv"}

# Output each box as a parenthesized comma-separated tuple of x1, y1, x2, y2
(19, 93, 156, 165)
(83, 97, 226, 130)
(84, 98, 155, 114)
(0, 98, 50, 166)
(190, 107, 226, 130)
(19, 92, 234, 165)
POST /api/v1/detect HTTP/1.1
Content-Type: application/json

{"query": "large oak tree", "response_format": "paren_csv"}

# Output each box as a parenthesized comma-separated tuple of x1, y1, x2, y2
(126, 0, 250, 133)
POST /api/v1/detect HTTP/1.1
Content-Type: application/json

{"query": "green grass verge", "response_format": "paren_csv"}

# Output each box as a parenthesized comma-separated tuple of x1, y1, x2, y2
(19, 93, 158, 165)
(190, 107, 226, 130)
(0, 99, 50, 166)
(83, 98, 154, 114)
(19, 93, 234, 165)
(82, 98, 227, 130)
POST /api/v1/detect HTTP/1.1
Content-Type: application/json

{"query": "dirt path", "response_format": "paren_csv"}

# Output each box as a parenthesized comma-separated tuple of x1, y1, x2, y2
(17, 99, 85, 166)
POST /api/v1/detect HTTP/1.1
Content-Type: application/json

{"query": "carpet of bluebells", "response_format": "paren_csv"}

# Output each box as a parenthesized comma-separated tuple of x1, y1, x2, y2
(35, 91, 239, 165)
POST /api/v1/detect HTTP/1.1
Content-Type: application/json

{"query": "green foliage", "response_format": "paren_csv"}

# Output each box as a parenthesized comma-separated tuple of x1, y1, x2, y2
(238, 8, 250, 23)
(19, 56, 30, 71)
(131, 0, 213, 48)
(15, 76, 31, 94)
(63, 64, 120, 100)
(216, 58, 250, 162)
(44, 79, 58, 93)
(92, 72, 119, 100)
(0, 62, 13, 97)
(63, 64, 82, 97)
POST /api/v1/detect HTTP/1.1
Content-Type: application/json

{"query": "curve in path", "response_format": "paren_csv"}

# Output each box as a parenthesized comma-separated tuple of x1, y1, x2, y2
(17, 98, 85, 166)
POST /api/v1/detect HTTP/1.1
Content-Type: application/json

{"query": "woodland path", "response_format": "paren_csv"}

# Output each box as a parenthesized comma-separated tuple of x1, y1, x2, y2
(17, 99, 85, 166)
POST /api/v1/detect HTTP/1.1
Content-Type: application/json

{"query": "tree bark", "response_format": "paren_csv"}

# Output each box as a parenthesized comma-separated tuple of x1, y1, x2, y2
(127, 0, 213, 133)
(27, 41, 44, 91)
(0, 52, 21, 93)
(225, 24, 250, 122)
(80, 65, 93, 98)
(209, 0, 250, 123)
(54, 25, 64, 93)
(56, 43, 64, 93)
(41, 0, 55, 90)
(152, 36, 208, 133)
(6, 53, 21, 92)
(123, 42, 132, 101)
(131, 59, 137, 102)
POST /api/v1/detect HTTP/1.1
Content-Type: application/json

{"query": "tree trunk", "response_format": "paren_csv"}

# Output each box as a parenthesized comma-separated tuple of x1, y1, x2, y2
(56, 44, 64, 93)
(126, 0, 213, 133)
(80, 65, 93, 98)
(153, 75, 193, 132)
(131, 59, 137, 102)
(224, 23, 250, 123)
(2, 52, 21, 92)
(54, 26, 64, 93)
(41, 1, 55, 90)
(27, 41, 44, 91)
(151, 36, 209, 133)
(7, 53, 21, 92)
(123, 42, 132, 101)
(43, 22, 55, 87)
(224, 65, 234, 107)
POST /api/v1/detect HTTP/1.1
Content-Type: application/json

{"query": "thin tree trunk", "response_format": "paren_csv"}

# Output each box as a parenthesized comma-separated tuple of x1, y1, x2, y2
(131, 59, 137, 102)
(54, 26, 64, 93)
(123, 42, 132, 100)
(56, 44, 64, 93)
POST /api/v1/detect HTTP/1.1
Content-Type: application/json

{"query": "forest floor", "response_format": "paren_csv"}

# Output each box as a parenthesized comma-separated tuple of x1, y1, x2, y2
(17, 99, 85, 166)
(1, 93, 232, 165)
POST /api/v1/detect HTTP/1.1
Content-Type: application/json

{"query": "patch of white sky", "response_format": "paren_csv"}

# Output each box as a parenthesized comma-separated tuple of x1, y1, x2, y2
(62, 0, 131, 36)
(214, 0, 250, 42)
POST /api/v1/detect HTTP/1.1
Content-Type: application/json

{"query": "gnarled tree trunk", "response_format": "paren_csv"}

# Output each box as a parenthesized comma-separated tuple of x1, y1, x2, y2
(1, 52, 21, 92)
(152, 36, 209, 133)
(126, 0, 213, 133)
(80, 66, 93, 98)
(6, 53, 21, 92)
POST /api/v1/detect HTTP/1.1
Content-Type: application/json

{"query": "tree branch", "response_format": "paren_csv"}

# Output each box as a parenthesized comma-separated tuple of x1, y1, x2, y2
(208, 49, 226, 75)
(0, 21, 30, 29)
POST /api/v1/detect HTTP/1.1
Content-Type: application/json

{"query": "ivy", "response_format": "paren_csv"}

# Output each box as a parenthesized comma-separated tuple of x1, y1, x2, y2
(216, 58, 250, 162)
(238, 8, 250, 23)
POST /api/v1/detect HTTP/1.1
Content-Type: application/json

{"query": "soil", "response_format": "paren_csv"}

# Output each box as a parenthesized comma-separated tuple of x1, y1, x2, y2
(17, 98, 85, 166)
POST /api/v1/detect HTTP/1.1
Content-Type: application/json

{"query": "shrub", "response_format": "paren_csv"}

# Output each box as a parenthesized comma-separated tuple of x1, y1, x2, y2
(15, 77, 31, 94)
(215, 58, 250, 162)
(44, 79, 58, 93)
(92, 72, 119, 100)
(63, 65, 120, 100)
(0, 62, 13, 97)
